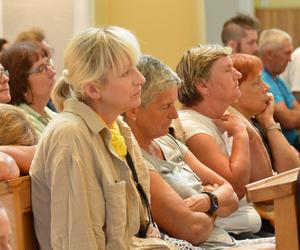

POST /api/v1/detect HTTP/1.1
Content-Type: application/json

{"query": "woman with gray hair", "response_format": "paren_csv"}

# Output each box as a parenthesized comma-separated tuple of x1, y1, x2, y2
(176, 44, 273, 237)
(30, 27, 173, 250)
(125, 54, 275, 250)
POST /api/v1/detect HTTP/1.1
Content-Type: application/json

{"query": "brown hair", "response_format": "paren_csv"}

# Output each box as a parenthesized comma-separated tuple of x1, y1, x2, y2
(15, 27, 45, 43)
(0, 42, 44, 105)
(222, 13, 260, 45)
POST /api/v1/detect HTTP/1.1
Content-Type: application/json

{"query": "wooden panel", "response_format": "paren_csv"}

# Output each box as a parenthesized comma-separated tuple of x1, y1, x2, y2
(0, 176, 38, 250)
(246, 168, 300, 250)
(256, 8, 300, 48)
(274, 194, 299, 250)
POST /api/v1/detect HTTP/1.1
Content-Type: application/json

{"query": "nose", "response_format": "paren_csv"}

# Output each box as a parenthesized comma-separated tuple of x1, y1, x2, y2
(135, 68, 145, 86)
(262, 80, 269, 92)
(234, 68, 242, 80)
(169, 104, 178, 119)
(0, 73, 9, 83)
(252, 43, 258, 55)
(47, 65, 56, 76)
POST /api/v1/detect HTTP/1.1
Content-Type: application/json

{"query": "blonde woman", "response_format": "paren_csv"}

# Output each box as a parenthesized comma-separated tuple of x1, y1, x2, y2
(30, 27, 173, 250)
(0, 104, 37, 175)
(0, 104, 38, 146)
(176, 44, 273, 237)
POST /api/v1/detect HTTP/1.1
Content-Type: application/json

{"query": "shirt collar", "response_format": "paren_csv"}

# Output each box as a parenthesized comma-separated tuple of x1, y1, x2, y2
(63, 99, 107, 135)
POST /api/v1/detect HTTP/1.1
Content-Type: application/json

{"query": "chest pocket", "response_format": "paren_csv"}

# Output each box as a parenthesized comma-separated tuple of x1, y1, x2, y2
(104, 181, 127, 249)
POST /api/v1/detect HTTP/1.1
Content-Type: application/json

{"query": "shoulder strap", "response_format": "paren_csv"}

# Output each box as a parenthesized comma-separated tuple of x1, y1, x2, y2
(125, 152, 155, 228)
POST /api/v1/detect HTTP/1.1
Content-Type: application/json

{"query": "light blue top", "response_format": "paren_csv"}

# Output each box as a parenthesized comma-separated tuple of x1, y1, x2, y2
(262, 69, 298, 145)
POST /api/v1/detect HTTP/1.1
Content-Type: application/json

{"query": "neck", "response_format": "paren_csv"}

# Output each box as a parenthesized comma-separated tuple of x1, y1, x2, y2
(85, 98, 119, 127)
(25, 93, 49, 115)
(263, 63, 277, 79)
(230, 104, 252, 120)
(188, 98, 229, 119)
(29, 100, 48, 115)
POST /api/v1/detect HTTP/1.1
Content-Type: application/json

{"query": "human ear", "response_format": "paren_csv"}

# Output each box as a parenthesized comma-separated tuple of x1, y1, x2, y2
(227, 40, 238, 53)
(195, 80, 209, 95)
(83, 82, 101, 99)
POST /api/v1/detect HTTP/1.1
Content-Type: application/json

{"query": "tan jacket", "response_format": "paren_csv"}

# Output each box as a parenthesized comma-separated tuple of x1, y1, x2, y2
(30, 99, 172, 250)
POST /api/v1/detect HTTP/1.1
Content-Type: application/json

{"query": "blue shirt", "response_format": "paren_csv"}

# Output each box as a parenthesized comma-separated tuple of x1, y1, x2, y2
(262, 69, 298, 145)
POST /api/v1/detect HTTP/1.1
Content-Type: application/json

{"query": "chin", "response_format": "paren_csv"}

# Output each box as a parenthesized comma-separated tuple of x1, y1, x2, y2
(0, 95, 10, 104)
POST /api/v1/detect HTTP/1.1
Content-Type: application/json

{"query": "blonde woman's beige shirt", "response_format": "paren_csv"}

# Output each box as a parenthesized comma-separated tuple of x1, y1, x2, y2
(30, 99, 172, 250)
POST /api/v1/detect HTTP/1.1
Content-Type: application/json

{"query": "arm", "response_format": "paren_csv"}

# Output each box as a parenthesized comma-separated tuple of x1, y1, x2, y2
(149, 170, 214, 245)
(256, 95, 300, 173)
(246, 126, 273, 182)
(183, 150, 239, 217)
(273, 100, 300, 129)
(293, 91, 300, 103)
(186, 114, 251, 199)
(0, 152, 20, 181)
(0, 145, 35, 174)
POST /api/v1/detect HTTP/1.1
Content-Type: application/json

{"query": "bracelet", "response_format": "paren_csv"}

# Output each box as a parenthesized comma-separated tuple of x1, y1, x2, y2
(265, 123, 282, 133)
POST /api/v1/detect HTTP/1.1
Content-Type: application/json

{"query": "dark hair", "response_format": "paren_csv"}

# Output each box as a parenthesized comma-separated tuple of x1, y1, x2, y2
(222, 13, 260, 45)
(0, 38, 8, 52)
(0, 42, 45, 105)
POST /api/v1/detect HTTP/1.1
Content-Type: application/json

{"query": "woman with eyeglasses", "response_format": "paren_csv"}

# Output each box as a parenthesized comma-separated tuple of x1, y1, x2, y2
(0, 42, 56, 138)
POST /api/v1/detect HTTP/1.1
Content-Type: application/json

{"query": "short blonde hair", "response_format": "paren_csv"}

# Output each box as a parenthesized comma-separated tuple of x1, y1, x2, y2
(176, 44, 232, 106)
(52, 26, 141, 111)
(258, 28, 292, 56)
(0, 104, 38, 145)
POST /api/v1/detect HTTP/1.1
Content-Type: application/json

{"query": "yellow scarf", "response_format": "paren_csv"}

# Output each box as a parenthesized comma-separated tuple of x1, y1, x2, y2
(110, 122, 127, 158)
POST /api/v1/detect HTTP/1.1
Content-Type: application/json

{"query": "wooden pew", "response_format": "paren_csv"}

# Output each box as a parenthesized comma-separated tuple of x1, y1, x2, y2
(246, 167, 300, 250)
(0, 175, 38, 250)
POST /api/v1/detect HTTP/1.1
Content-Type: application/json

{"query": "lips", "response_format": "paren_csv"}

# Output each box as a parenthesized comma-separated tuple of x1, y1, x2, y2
(132, 89, 141, 97)
(0, 88, 9, 93)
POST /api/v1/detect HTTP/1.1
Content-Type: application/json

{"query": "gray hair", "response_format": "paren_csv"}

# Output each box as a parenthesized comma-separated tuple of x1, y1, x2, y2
(258, 28, 292, 56)
(176, 44, 232, 106)
(137, 55, 181, 108)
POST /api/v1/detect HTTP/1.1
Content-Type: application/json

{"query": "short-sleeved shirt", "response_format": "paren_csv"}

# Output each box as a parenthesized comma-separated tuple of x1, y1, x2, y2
(178, 109, 233, 156)
(262, 69, 298, 145)
(281, 47, 300, 92)
(142, 134, 204, 199)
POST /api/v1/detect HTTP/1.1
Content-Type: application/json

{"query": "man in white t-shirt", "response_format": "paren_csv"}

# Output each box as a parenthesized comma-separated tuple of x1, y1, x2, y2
(281, 47, 300, 102)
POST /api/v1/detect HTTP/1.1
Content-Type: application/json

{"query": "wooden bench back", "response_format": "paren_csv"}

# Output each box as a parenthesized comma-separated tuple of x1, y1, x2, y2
(246, 167, 300, 250)
(0, 176, 38, 250)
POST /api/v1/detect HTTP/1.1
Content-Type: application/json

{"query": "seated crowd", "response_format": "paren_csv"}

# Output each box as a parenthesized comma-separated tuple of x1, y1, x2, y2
(0, 14, 300, 250)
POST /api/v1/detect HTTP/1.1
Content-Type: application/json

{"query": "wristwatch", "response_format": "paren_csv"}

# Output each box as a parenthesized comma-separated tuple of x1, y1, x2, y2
(202, 191, 219, 216)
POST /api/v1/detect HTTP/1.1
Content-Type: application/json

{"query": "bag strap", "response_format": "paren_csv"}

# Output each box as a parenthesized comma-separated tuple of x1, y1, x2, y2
(125, 152, 155, 228)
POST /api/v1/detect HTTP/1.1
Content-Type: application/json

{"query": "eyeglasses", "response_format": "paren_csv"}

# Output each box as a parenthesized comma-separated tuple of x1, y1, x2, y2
(0, 68, 9, 78)
(28, 59, 54, 75)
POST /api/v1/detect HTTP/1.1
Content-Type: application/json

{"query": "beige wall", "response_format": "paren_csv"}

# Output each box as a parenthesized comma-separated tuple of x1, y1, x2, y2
(255, 0, 300, 8)
(94, 0, 206, 69)
(3, 0, 74, 76)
